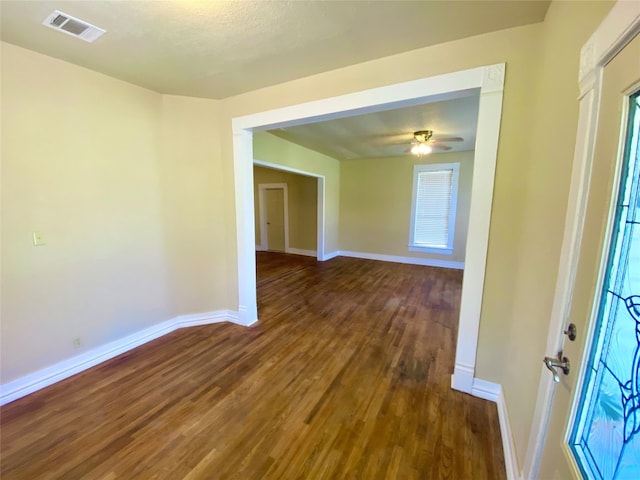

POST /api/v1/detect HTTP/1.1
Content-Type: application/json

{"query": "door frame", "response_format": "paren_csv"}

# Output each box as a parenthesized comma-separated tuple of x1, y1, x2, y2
(232, 64, 505, 394)
(255, 160, 325, 259)
(523, 2, 640, 478)
(258, 183, 289, 252)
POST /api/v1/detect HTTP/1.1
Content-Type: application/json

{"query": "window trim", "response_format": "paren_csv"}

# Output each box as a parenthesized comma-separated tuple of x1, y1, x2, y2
(408, 162, 460, 255)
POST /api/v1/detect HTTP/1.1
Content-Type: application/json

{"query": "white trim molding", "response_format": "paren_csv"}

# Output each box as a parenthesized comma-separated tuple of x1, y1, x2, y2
(452, 362, 475, 392)
(339, 250, 464, 270)
(451, 64, 504, 392)
(470, 378, 520, 480)
(497, 386, 520, 480)
(234, 130, 259, 326)
(321, 251, 340, 261)
(523, 3, 640, 479)
(0, 310, 242, 406)
(233, 64, 505, 394)
(471, 377, 500, 402)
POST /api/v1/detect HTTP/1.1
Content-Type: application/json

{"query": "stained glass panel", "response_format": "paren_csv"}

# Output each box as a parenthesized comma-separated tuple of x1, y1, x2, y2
(569, 91, 640, 479)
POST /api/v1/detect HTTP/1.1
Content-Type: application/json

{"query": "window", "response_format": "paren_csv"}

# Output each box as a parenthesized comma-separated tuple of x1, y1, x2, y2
(409, 163, 460, 255)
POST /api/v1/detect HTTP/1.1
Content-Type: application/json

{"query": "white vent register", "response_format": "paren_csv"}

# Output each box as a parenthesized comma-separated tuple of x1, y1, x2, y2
(42, 10, 105, 43)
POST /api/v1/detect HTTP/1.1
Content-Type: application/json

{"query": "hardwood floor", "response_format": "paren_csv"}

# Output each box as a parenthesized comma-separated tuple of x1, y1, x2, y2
(0, 252, 505, 479)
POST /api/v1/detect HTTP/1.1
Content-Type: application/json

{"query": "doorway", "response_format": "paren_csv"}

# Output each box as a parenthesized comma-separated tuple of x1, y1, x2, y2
(258, 183, 289, 253)
(232, 64, 505, 396)
(254, 161, 323, 258)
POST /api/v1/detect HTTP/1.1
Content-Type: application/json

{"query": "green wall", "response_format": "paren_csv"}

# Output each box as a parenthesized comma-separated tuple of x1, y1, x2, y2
(253, 132, 340, 254)
(253, 165, 318, 252)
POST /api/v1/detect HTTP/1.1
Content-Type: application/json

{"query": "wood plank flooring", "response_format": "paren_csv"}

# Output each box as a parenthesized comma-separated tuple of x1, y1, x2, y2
(0, 252, 505, 479)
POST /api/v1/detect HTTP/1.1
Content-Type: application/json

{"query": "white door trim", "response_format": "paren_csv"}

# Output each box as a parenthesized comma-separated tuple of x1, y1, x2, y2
(232, 64, 505, 393)
(258, 183, 289, 253)
(523, 3, 640, 479)
(254, 159, 326, 260)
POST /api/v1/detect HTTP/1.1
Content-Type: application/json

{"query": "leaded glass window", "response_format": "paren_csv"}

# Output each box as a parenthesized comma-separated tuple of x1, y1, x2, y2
(569, 91, 640, 479)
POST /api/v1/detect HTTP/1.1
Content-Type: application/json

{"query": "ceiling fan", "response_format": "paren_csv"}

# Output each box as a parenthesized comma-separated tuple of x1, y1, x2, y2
(407, 130, 463, 156)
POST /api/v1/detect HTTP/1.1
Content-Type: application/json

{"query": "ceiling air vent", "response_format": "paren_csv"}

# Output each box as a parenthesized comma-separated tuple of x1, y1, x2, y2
(42, 10, 106, 43)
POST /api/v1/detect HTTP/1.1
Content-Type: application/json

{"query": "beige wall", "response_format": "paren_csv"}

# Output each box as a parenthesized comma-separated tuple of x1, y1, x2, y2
(0, 43, 226, 383)
(339, 151, 473, 262)
(480, 0, 615, 465)
(253, 132, 340, 253)
(1, 42, 164, 381)
(253, 165, 317, 252)
(159, 95, 227, 316)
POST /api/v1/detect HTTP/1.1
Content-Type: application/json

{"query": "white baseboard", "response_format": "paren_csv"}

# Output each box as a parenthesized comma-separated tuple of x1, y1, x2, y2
(256, 247, 317, 258)
(0, 309, 241, 406)
(468, 378, 520, 480)
(471, 377, 501, 402)
(236, 305, 258, 327)
(320, 250, 340, 261)
(497, 386, 520, 480)
(451, 362, 475, 393)
(338, 250, 464, 269)
(286, 248, 317, 257)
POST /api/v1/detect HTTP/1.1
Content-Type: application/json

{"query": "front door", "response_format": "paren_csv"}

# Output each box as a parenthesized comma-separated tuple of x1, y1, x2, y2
(265, 188, 285, 252)
(538, 33, 640, 478)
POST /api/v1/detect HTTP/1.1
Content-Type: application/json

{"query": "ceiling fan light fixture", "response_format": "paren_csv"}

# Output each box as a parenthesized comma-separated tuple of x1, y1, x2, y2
(410, 130, 434, 156)
(411, 142, 432, 156)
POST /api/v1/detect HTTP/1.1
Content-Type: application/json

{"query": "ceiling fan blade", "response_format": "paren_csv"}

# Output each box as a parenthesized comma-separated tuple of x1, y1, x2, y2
(432, 144, 452, 151)
(433, 136, 464, 143)
(356, 132, 413, 144)
(382, 138, 416, 146)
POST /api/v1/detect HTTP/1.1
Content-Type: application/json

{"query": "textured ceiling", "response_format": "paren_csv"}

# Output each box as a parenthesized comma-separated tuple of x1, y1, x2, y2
(0, 0, 550, 99)
(270, 93, 480, 160)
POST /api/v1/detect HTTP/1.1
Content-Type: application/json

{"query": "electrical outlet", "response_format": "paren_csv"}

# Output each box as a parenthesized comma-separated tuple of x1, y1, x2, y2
(32, 231, 45, 246)
(72, 337, 82, 348)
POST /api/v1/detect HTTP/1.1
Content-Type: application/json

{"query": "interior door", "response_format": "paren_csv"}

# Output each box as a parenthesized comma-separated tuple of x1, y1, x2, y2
(265, 188, 285, 252)
(538, 33, 640, 479)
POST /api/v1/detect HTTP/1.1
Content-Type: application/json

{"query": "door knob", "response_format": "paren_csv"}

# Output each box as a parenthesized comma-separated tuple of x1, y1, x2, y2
(544, 351, 571, 383)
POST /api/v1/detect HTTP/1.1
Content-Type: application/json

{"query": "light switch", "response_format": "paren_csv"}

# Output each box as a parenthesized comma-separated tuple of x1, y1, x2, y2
(32, 231, 45, 246)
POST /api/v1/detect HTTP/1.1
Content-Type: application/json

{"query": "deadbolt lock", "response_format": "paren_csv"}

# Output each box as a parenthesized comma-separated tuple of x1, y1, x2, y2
(564, 323, 577, 341)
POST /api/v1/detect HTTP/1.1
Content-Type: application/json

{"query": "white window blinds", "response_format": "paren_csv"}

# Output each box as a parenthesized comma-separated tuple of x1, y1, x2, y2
(409, 163, 459, 253)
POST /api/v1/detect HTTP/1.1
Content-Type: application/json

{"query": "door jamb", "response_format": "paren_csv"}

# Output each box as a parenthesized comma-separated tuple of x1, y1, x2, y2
(523, 3, 640, 479)
(258, 183, 289, 253)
